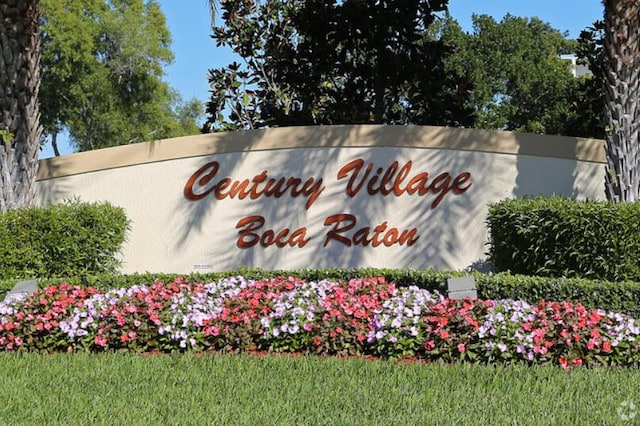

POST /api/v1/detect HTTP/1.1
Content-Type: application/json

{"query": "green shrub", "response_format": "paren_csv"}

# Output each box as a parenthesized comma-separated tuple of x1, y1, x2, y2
(0, 200, 130, 280)
(475, 273, 640, 319)
(486, 196, 640, 281)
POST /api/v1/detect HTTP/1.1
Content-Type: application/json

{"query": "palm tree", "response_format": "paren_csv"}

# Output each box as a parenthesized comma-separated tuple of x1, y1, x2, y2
(0, 0, 42, 212)
(603, 0, 640, 201)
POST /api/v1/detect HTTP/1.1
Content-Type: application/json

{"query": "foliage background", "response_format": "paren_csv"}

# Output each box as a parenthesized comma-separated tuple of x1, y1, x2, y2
(39, 0, 203, 153)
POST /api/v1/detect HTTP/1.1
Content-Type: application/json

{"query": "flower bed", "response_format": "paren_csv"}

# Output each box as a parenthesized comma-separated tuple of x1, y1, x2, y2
(1, 276, 639, 368)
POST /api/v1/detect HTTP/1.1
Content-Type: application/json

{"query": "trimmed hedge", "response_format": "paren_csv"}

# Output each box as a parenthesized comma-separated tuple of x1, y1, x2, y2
(2, 268, 639, 319)
(475, 273, 640, 319)
(487, 196, 640, 281)
(0, 200, 130, 280)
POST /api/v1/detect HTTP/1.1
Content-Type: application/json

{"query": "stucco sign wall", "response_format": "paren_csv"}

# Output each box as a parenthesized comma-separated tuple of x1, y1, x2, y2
(35, 125, 605, 274)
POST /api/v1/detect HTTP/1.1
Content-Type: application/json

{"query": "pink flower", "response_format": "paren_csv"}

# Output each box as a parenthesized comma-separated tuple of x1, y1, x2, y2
(457, 343, 466, 353)
(94, 336, 107, 347)
(533, 345, 548, 355)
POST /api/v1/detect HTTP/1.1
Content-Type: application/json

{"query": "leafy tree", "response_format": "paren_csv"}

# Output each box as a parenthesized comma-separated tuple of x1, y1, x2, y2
(440, 14, 600, 137)
(601, 0, 640, 202)
(0, 0, 42, 212)
(205, 4, 604, 139)
(39, 0, 203, 153)
(203, 0, 475, 131)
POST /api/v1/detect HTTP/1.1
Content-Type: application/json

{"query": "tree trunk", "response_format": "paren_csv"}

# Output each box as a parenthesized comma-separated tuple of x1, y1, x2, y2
(0, 0, 42, 213)
(603, 0, 640, 201)
(51, 131, 60, 157)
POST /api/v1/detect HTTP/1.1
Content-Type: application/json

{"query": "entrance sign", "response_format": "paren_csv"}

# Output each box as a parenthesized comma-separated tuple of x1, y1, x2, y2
(36, 125, 605, 273)
(183, 157, 473, 250)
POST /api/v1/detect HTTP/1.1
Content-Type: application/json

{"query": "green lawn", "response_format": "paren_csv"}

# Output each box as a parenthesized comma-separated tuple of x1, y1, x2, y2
(0, 353, 638, 425)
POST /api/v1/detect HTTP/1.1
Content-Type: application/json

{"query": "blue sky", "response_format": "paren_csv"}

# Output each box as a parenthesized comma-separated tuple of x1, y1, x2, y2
(39, 0, 604, 158)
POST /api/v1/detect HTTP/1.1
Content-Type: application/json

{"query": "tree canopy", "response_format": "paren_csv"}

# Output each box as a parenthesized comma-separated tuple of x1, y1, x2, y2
(204, 0, 474, 131)
(40, 0, 203, 153)
(205, 4, 604, 139)
(440, 14, 597, 136)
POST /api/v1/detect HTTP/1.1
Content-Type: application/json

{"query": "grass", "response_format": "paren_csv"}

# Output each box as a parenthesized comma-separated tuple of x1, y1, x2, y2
(0, 353, 638, 425)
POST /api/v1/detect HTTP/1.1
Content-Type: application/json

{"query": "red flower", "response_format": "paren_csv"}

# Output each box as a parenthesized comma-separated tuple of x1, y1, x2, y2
(464, 316, 479, 329)
(44, 285, 58, 296)
(558, 356, 568, 370)
(587, 310, 603, 326)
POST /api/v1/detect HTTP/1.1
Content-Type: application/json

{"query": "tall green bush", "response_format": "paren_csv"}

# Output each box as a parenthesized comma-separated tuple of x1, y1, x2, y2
(486, 196, 640, 281)
(0, 200, 130, 279)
